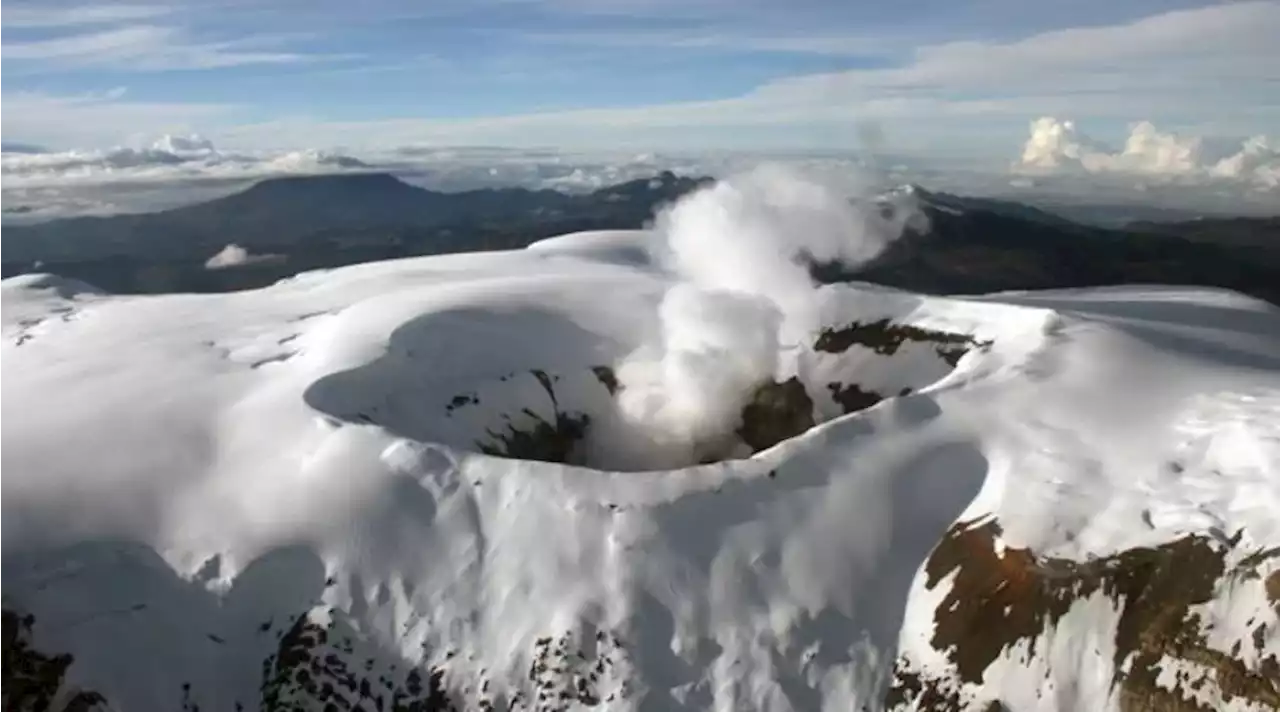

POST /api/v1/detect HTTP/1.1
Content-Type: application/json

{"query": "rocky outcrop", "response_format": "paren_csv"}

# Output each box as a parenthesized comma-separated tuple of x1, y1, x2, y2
(886, 519, 1280, 711)
(2, 609, 108, 712)
(260, 609, 458, 712)
(469, 369, 592, 465)
(814, 317, 991, 366)
(737, 377, 816, 453)
(260, 608, 631, 712)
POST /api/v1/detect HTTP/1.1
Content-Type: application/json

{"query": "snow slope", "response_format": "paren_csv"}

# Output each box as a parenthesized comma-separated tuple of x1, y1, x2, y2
(3, 228, 1279, 711)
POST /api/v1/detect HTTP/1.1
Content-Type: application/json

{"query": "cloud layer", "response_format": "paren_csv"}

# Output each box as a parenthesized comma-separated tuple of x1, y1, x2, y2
(0, 139, 745, 221)
(1, 135, 369, 188)
(5, 3, 1277, 153)
(3, 119, 1275, 226)
(2, 136, 805, 196)
(1015, 117, 1280, 189)
(1, 135, 386, 220)
(3, 4, 351, 72)
(215, 0, 1275, 148)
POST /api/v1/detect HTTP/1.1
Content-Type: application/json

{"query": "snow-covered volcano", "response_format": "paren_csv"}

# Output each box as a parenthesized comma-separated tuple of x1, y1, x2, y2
(4, 184, 1280, 710)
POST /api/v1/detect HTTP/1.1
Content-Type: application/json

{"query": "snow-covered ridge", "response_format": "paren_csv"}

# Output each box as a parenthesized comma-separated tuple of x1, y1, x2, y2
(0, 238, 1020, 711)
(4, 223, 1279, 710)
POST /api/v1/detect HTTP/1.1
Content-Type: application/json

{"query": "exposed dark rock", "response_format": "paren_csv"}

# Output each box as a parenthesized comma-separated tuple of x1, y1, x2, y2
(816, 319, 980, 419)
(523, 630, 626, 710)
(885, 518, 1280, 711)
(262, 621, 630, 712)
(590, 366, 619, 396)
(2, 609, 108, 712)
(474, 370, 592, 465)
(478, 410, 591, 464)
(261, 610, 460, 712)
(827, 382, 884, 414)
(474, 327, 975, 466)
(445, 393, 479, 415)
(814, 318, 988, 362)
(737, 377, 816, 453)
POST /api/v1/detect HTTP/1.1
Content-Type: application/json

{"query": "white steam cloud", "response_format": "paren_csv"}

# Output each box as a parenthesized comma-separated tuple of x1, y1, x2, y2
(613, 165, 920, 466)
(1015, 117, 1279, 189)
(204, 243, 284, 269)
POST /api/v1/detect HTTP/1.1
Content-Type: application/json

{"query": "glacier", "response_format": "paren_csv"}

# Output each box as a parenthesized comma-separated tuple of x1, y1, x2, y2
(3, 223, 1279, 710)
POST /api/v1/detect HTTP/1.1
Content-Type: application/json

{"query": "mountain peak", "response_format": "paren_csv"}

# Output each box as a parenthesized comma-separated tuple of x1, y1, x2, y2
(239, 171, 417, 197)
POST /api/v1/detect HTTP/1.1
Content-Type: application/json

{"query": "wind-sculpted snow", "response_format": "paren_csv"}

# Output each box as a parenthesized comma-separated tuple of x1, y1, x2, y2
(3, 214, 1279, 707)
(301, 304, 983, 471)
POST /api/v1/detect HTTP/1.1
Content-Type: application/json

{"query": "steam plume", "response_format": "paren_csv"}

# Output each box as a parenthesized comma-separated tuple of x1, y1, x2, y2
(614, 164, 920, 465)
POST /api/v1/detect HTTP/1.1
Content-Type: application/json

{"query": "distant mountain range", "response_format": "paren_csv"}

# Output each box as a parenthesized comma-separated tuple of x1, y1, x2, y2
(2, 172, 711, 293)
(843, 186, 1280, 304)
(3, 172, 1277, 304)
(0, 142, 47, 154)
(1125, 214, 1280, 247)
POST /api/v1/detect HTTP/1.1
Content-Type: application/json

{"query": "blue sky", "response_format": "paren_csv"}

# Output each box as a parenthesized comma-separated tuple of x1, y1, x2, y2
(3, 0, 1278, 154)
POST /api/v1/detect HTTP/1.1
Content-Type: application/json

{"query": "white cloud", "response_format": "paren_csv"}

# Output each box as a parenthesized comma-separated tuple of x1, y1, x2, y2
(537, 0, 743, 19)
(205, 244, 284, 269)
(1, 133, 221, 175)
(728, 1, 1279, 122)
(152, 134, 217, 154)
(1209, 136, 1280, 188)
(205, 2, 1279, 153)
(1017, 118, 1104, 170)
(1, 90, 234, 149)
(2, 138, 864, 195)
(2, 140, 875, 220)
(3, 24, 347, 71)
(2, 4, 171, 28)
(1018, 118, 1205, 175)
(0, 134, 371, 189)
(5, 3, 1277, 153)
(3, 3, 1277, 221)
(4, 137, 1276, 229)
(1013, 117, 1280, 190)
(526, 29, 894, 56)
